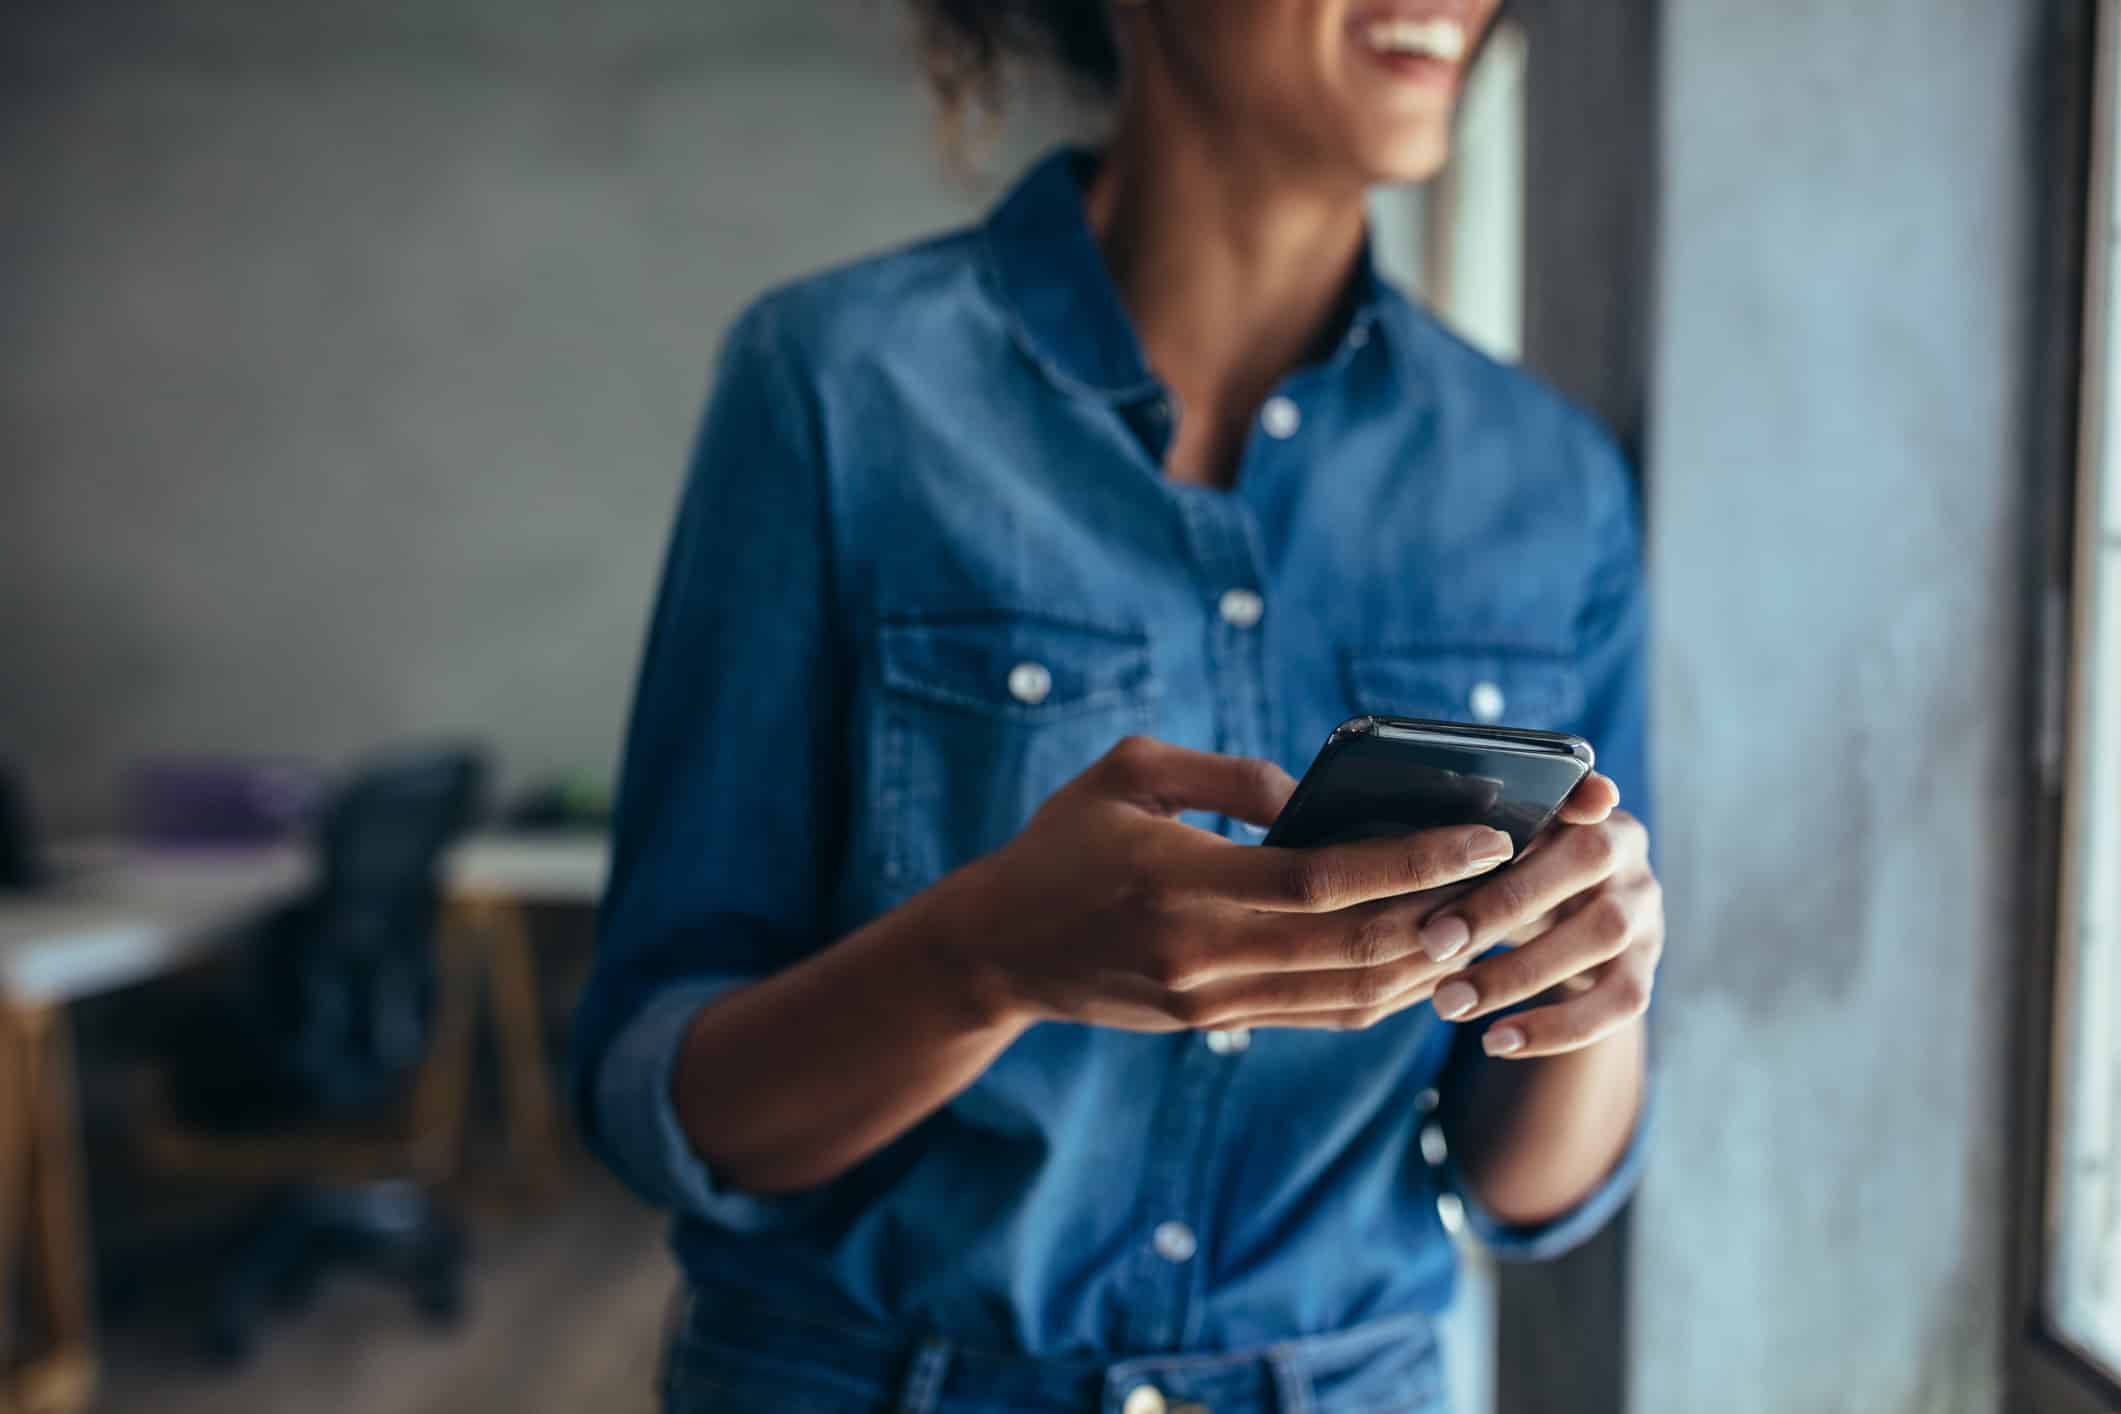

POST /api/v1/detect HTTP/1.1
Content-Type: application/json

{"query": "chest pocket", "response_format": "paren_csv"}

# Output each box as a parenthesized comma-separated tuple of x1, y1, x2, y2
(871, 613, 1158, 895)
(1343, 648, 1584, 732)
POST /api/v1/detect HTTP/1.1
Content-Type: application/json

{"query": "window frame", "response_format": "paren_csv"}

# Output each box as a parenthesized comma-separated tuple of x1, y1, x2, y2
(2012, 1, 2116, 1410)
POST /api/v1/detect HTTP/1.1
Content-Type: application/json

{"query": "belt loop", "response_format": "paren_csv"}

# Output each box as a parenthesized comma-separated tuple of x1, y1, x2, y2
(1268, 1344, 1313, 1414)
(897, 1334, 954, 1414)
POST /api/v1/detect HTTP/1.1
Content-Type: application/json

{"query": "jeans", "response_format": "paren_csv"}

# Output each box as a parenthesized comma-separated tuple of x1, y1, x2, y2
(659, 1284, 1452, 1414)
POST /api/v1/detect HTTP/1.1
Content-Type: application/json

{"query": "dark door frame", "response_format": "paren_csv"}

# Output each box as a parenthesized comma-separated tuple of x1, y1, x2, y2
(2007, 2, 2110, 1412)
(1496, 1, 1659, 1410)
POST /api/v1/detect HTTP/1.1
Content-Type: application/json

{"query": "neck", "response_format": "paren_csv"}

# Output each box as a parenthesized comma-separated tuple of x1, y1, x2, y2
(1085, 97, 1370, 483)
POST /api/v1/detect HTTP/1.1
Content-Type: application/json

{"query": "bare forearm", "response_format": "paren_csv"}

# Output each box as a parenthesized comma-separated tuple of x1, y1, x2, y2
(1443, 1016, 1646, 1226)
(670, 873, 1024, 1194)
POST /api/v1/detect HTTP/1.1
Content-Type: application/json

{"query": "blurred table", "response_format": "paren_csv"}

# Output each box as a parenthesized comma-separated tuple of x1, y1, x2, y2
(438, 831, 610, 1187)
(0, 831, 608, 1411)
(0, 844, 310, 1414)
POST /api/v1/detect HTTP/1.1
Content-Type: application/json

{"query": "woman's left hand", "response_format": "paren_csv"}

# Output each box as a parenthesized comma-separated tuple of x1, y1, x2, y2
(1415, 773, 1663, 1059)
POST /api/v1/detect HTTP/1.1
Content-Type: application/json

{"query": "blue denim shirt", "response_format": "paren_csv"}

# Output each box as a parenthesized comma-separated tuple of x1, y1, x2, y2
(577, 149, 1652, 1364)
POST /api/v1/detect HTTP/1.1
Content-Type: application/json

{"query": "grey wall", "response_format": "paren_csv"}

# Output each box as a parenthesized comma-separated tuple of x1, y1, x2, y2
(1634, 3, 2036, 1410)
(0, 0, 1066, 827)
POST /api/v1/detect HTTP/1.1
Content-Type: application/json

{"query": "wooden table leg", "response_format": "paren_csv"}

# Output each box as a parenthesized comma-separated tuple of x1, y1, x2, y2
(3, 1005, 97, 1414)
(450, 897, 563, 1189)
(0, 1004, 28, 1408)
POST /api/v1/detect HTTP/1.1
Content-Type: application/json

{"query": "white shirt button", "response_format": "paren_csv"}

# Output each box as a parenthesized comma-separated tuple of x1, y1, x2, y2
(1260, 395, 1302, 439)
(1006, 661, 1052, 706)
(1436, 1191, 1467, 1236)
(1467, 679, 1507, 723)
(1123, 1387, 1168, 1414)
(1218, 588, 1265, 629)
(1420, 1122, 1449, 1166)
(1204, 1027, 1251, 1055)
(1152, 1220, 1198, 1263)
(1347, 322, 1372, 349)
(1416, 1087, 1441, 1113)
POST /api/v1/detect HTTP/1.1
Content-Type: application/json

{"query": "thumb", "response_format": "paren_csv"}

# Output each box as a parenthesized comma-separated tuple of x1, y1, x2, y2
(1554, 771, 1620, 825)
(1097, 738, 1297, 826)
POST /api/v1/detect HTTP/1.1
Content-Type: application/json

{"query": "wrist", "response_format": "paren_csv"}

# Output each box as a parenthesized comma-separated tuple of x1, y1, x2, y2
(860, 856, 1035, 1039)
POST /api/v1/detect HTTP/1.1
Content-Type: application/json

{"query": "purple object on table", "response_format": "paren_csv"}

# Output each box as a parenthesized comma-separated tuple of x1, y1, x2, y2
(125, 757, 325, 847)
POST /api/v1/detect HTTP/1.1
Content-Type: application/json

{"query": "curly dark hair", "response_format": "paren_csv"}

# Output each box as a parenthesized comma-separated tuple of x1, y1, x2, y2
(906, 0, 1123, 124)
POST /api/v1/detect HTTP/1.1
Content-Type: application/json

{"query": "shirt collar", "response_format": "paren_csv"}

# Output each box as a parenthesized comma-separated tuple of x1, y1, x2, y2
(981, 147, 1400, 404)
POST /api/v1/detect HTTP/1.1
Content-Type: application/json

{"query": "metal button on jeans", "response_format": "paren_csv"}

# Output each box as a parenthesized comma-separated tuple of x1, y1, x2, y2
(1152, 1220, 1198, 1262)
(1122, 1386, 1168, 1414)
(1468, 679, 1507, 723)
(1260, 395, 1302, 439)
(1217, 588, 1265, 629)
(1006, 661, 1053, 705)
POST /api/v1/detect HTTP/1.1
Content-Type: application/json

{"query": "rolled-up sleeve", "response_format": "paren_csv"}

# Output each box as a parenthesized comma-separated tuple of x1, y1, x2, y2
(572, 296, 841, 1227)
(1437, 428, 1656, 1262)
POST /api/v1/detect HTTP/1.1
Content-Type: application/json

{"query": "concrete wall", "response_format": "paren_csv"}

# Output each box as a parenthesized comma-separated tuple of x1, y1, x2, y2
(1633, 3, 2037, 1410)
(0, 0, 1058, 827)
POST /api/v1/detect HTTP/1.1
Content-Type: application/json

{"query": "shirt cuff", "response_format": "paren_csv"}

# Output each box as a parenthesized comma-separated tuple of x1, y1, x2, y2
(1437, 1066, 1657, 1263)
(591, 978, 823, 1232)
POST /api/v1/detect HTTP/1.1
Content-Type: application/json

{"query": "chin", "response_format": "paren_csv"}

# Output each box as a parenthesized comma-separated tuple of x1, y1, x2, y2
(1355, 129, 1454, 187)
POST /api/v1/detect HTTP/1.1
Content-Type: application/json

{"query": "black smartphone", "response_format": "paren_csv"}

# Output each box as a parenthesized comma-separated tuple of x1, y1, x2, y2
(1264, 716, 1595, 854)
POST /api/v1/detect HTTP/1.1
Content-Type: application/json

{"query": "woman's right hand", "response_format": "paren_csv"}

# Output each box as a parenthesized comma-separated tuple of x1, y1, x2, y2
(936, 736, 1518, 1034)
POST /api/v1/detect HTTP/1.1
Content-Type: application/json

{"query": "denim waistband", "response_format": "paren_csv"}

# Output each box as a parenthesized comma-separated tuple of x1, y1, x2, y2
(661, 1283, 1448, 1414)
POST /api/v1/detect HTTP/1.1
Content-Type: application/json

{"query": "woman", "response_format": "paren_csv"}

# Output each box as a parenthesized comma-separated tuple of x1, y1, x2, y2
(577, 2, 1663, 1410)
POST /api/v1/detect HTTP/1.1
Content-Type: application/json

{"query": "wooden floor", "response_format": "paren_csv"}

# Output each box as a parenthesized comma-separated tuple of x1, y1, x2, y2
(92, 1168, 678, 1414)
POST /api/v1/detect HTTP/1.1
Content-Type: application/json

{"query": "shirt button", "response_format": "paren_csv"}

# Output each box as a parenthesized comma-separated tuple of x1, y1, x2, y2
(1006, 661, 1052, 705)
(1204, 1027, 1250, 1055)
(1123, 1387, 1168, 1414)
(1467, 679, 1507, 723)
(1260, 395, 1302, 439)
(1218, 588, 1265, 629)
(1152, 1220, 1198, 1263)
(1420, 1122, 1449, 1166)
(1347, 322, 1372, 349)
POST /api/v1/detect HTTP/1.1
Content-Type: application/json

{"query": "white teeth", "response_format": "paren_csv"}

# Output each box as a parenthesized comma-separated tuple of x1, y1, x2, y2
(1362, 16, 1468, 62)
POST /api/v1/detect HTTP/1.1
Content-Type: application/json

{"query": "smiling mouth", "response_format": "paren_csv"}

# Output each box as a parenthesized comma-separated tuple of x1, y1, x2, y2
(1358, 16, 1470, 64)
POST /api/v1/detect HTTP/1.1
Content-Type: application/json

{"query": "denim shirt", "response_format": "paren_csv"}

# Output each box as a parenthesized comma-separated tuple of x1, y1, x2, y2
(576, 149, 1653, 1365)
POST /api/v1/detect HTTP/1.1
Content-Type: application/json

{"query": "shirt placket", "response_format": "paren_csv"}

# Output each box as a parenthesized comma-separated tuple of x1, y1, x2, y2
(1123, 471, 1279, 1353)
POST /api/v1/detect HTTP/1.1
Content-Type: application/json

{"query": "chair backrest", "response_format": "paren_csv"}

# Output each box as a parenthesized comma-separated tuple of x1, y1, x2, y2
(265, 746, 485, 1111)
(0, 761, 43, 891)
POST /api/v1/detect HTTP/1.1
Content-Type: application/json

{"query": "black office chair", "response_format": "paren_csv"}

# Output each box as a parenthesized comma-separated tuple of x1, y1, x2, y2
(142, 745, 486, 1362)
(0, 760, 45, 891)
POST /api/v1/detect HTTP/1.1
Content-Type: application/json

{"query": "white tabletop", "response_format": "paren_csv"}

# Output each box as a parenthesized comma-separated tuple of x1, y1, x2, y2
(0, 843, 313, 1006)
(444, 830, 609, 903)
(0, 830, 609, 1008)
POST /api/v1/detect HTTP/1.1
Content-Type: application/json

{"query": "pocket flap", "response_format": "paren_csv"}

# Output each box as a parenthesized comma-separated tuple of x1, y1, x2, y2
(1344, 648, 1583, 730)
(879, 613, 1156, 721)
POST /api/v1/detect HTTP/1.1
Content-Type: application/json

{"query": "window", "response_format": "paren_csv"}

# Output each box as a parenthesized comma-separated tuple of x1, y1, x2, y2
(1368, 19, 1529, 363)
(2018, 2, 2121, 1409)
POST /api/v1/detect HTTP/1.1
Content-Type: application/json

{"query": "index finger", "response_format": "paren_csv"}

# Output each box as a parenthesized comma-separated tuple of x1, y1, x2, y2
(1186, 825, 1516, 913)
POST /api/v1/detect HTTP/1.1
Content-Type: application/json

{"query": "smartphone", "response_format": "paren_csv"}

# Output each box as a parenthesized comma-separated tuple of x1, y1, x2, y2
(1263, 716, 1595, 854)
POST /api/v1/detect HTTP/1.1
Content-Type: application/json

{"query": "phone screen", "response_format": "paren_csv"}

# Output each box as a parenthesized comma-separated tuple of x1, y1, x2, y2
(1264, 724, 1590, 853)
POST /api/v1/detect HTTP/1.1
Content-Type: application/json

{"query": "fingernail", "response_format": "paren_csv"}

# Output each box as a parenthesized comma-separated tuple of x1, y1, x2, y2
(1482, 1025, 1525, 1056)
(1418, 915, 1470, 962)
(1434, 980, 1478, 1020)
(1470, 830, 1514, 866)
